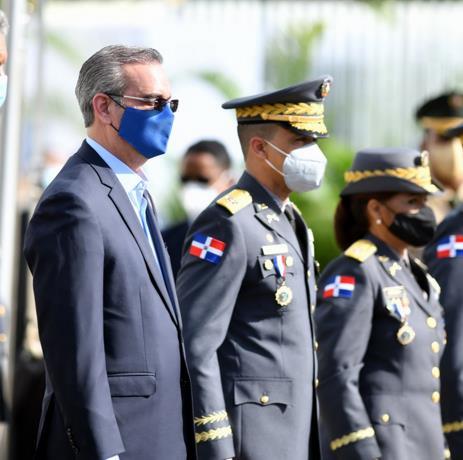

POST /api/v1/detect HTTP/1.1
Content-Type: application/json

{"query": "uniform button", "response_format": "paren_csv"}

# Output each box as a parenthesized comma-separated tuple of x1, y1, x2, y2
(432, 391, 440, 403)
(311, 304, 315, 313)
(266, 233, 274, 243)
(427, 317, 437, 328)
(432, 367, 440, 378)
(307, 270, 311, 278)
(264, 259, 273, 270)
(315, 378, 319, 388)
(431, 341, 440, 353)
(286, 256, 294, 267)
(381, 413, 390, 424)
(260, 394, 269, 404)
(314, 341, 319, 351)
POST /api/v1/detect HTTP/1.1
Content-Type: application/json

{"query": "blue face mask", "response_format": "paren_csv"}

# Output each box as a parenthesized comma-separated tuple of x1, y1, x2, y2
(0, 75, 8, 108)
(116, 104, 175, 159)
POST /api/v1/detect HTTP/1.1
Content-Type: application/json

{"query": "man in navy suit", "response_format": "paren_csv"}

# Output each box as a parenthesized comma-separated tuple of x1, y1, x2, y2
(24, 45, 195, 460)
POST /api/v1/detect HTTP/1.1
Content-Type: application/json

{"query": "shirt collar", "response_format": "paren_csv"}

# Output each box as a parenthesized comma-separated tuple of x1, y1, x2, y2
(86, 137, 148, 195)
(262, 185, 289, 211)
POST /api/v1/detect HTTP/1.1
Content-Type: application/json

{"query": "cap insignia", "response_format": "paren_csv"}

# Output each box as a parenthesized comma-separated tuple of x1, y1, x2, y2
(320, 80, 331, 98)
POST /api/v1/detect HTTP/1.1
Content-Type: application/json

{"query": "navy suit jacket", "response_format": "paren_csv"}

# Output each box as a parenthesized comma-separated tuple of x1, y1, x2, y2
(162, 220, 190, 279)
(24, 141, 195, 460)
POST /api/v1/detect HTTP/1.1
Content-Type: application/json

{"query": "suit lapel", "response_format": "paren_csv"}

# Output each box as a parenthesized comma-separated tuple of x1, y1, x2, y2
(77, 142, 179, 327)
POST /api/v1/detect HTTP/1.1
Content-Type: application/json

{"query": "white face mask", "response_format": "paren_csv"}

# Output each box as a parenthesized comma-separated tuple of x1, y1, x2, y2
(264, 140, 328, 192)
(180, 181, 218, 222)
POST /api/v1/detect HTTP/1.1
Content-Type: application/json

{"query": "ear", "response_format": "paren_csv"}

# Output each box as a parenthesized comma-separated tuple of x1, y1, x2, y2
(92, 93, 114, 125)
(249, 136, 268, 159)
(366, 198, 383, 226)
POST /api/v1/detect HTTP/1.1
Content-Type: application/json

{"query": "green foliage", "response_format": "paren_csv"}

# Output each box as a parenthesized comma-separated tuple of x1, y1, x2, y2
(264, 21, 325, 90)
(196, 70, 241, 100)
(291, 137, 354, 269)
(46, 30, 83, 66)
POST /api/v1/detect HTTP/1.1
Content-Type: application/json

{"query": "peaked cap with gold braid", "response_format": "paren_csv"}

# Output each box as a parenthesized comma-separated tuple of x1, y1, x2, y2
(341, 147, 439, 196)
(222, 75, 333, 138)
(416, 92, 463, 134)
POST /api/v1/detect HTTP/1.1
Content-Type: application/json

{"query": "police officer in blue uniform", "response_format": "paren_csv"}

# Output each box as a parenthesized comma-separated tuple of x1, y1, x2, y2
(176, 76, 332, 460)
(315, 148, 448, 459)
(424, 122, 463, 459)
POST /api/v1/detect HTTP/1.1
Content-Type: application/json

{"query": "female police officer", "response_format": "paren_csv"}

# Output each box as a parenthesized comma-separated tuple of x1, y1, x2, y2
(315, 148, 448, 460)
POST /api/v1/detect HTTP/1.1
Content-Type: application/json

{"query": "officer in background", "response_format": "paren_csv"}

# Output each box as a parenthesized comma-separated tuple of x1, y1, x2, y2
(424, 121, 463, 459)
(315, 148, 447, 459)
(176, 76, 332, 460)
(416, 92, 463, 222)
(162, 139, 233, 278)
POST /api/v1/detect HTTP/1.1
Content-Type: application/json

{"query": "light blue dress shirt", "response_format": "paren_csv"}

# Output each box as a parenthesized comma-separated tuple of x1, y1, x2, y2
(86, 137, 160, 265)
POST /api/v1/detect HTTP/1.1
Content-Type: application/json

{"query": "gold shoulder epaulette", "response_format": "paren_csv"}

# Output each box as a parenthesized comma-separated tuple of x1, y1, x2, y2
(344, 239, 377, 262)
(216, 189, 252, 214)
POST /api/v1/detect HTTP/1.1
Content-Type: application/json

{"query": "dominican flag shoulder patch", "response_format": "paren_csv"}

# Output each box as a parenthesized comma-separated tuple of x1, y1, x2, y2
(189, 233, 227, 265)
(436, 235, 463, 259)
(323, 275, 356, 299)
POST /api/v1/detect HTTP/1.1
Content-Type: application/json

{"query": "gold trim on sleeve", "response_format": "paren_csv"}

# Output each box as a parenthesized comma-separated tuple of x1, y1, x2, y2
(330, 426, 375, 451)
(194, 410, 229, 426)
(443, 420, 463, 433)
(195, 425, 233, 444)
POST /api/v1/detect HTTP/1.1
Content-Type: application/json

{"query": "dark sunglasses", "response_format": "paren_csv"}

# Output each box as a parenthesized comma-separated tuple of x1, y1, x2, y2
(180, 175, 211, 184)
(107, 94, 179, 112)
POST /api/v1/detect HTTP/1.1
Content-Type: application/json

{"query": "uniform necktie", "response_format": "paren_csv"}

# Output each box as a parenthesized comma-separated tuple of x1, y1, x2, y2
(284, 204, 307, 255)
(284, 205, 297, 234)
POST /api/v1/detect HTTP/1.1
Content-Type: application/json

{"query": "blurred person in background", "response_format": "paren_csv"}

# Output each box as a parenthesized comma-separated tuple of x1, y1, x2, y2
(0, 5, 8, 426)
(23, 45, 195, 460)
(424, 121, 463, 460)
(315, 148, 447, 460)
(162, 139, 233, 278)
(177, 76, 332, 460)
(416, 92, 463, 222)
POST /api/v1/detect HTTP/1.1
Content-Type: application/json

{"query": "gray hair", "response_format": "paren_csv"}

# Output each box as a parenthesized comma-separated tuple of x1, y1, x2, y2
(0, 10, 9, 36)
(75, 45, 163, 127)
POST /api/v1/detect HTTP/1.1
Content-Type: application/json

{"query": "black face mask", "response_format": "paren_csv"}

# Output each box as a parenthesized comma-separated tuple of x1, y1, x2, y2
(386, 205, 437, 247)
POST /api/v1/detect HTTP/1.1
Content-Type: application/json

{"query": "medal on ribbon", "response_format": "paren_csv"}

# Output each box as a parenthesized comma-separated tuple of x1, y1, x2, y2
(383, 286, 415, 346)
(273, 255, 293, 307)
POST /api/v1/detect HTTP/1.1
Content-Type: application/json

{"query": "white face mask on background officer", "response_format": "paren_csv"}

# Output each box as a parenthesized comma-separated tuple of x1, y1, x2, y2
(0, 16, 8, 108)
(179, 146, 234, 221)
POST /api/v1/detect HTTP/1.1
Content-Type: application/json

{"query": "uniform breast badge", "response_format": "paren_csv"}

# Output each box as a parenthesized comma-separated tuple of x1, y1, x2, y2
(272, 255, 293, 307)
(383, 286, 415, 345)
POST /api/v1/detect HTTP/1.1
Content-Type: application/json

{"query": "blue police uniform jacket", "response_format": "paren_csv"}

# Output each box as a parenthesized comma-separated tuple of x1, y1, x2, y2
(177, 171, 319, 460)
(424, 204, 463, 459)
(315, 234, 446, 460)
